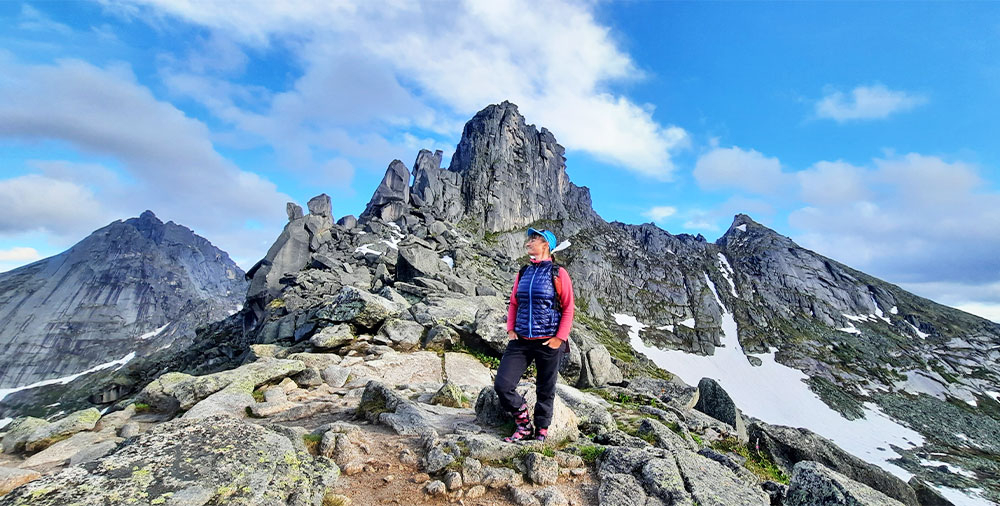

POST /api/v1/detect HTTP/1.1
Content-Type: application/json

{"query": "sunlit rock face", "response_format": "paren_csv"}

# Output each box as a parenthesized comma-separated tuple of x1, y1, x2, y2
(0, 211, 245, 391)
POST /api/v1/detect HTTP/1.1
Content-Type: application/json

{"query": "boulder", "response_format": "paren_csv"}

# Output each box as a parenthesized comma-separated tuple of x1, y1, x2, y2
(444, 352, 494, 387)
(316, 286, 404, 329)
(21, 430, 121, 469)
(337, 215, 357, 228)
(361, 160, 410, 222)
(430, 381, 467, 408)
(357, 381, 434, 435)
(639, 458, 690, 505)
(307, 193, 332, 218)
(748, 421, 918, 506)
(0, 415, 339, 506)
(24, 408, 101, 452)
(156, 359, 305, 411)
(636, 418, 688, 452)
(907, 477, 955, 506)
(347, 351, 443, 386)
(181, 390, 255, 420)
(471, 305, 511, 355)
(693, 377, 747, 442)
(321, 365, 352, 389)
(555, 384, 617, 435)
(673, 450, 770, 505)
(473, 383, 579, 443)
(1, 417, 49, 454)
(286, 202, 303, 221)
(561, 326, 623, 388)
(375, 318, 425, 351)
(524, 452, 559, 485)
(310, 324, 355, 349)
(397, 245, 443, 282)
(599, 473, 649, 506)
(785, 461, 905, 506)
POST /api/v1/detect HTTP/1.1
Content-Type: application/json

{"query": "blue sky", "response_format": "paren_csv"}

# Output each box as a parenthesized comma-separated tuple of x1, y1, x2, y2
(1, 1, 998, 321)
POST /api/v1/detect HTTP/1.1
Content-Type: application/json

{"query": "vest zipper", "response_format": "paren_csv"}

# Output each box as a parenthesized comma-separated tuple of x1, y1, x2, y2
(527, 266, 539, 338)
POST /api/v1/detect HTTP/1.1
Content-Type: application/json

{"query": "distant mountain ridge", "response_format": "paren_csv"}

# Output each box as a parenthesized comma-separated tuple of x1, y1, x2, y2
(0, 210, 246, 391)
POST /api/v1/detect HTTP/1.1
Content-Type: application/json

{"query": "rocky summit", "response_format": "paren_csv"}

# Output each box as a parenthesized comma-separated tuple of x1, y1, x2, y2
(0, 211, 246, 410)
(0, 102, 997, 505)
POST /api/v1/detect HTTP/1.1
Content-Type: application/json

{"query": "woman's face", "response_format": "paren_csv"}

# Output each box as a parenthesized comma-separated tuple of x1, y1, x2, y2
(525, 234, 549, 258)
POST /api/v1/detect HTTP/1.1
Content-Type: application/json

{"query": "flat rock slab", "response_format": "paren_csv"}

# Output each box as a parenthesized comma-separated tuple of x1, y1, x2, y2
(349, 351, 443, 385)
(0, 467, 41, 496)
(444, 353, 493, 387)
(20, 431, 120, 470)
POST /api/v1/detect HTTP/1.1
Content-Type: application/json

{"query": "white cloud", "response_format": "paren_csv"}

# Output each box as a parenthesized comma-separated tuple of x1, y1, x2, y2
(0, 247, 42, 263)
(0, 56, 290, 264)
(789, 154, 1000, 288)
(796, 160, 870, 205)
(693, 146, 788, 195)
(815, 84, 926, 122)
(642, 206, 677, 222)
(951, 303, 1000, 324)
(123, 0, 688, 179)
(0, 175, 108, 236)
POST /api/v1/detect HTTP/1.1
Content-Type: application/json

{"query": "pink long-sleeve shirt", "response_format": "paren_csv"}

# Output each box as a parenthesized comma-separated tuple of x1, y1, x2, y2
(506, 260, 575, 342)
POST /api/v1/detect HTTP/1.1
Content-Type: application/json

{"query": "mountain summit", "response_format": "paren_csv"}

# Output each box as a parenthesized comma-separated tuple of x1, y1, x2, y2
(0, 211, 246, 392)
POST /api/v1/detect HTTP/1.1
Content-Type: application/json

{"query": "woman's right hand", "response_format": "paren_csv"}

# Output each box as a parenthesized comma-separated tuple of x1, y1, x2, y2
(508, 330, 518, 340)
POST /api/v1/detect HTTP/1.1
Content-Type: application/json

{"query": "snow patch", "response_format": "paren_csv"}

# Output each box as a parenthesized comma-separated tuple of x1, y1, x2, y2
(441, 255, 454, 269)
(0, 417, 11, 430)
(354, 243, 382, 256)
(678, 318, 695, 328)
(838, 323, 862, 335)
(717, 253, 738, 297)
(0, 351, 137, 403)
(890, 306, 899, 315)
(736, 224, 747, 232)
(613, 308, 925, 481)
(657, 324, 675, 332)
(934, 485, 991, 506)
(137, 323, 170, 340)
(906, 321, 929, 339)
(870, 294, 890, 323)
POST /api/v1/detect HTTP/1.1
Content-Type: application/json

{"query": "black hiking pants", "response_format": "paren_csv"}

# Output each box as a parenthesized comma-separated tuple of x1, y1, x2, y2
(494, 337, 566, 429)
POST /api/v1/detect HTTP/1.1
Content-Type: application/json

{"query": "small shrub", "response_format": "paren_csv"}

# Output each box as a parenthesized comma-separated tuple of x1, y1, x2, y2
(690, 433, 704, 445)
(133, 403, 152, 413)
(303, 434, 323, 455)
(711, 437, 788, 484)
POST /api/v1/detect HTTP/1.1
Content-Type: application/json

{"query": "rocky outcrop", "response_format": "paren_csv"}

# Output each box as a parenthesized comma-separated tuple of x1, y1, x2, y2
(748, 421, 918, 505)
(361, 160, 411, 223)
(785, 461, 905, 506)
(0, 211, 245, 391)
(0, 415, 339, 506)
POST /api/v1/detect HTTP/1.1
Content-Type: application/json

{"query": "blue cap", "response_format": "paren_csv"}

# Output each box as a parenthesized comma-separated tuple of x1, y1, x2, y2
(526, 228, 557, 250)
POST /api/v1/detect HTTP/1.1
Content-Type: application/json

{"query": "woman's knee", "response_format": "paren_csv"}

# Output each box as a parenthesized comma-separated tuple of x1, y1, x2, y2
(494, 375, 516, 394)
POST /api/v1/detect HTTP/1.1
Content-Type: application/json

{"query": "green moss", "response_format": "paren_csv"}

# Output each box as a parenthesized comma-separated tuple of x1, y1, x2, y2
(690, 433, 704, 445)
(267, 298, 286, 309)
(576, 445, 606, 465)
(133, 403, 152, 413)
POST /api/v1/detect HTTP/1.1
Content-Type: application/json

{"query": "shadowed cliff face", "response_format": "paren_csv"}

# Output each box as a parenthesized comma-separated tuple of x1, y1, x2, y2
(0, 211, 246, 390)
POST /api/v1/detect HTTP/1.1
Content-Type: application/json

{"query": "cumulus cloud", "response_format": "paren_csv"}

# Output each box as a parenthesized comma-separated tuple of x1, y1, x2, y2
(123, 0, 688, 179)
(693, 146, 788, 195)
(796, 160, 870, 206)
(0, 247, 42, 263)
(642, 206, 677, 223)
(815, 84, 926, 122)
(788, 154, 1000, 288)
(0, 175, 108, 236)
(0, 56, 290, 265)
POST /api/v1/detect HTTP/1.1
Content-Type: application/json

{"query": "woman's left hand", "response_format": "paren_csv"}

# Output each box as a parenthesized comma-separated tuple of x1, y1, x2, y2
(544, 338, 562, 349)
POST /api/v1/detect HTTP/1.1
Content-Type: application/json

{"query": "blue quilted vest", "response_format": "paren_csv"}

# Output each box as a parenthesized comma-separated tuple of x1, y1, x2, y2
(513, 261, 561, 338)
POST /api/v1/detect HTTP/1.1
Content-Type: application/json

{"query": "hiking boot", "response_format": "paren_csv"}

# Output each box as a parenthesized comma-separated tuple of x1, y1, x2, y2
(534, 428, 548, 442)
(504, 405, 533, 443)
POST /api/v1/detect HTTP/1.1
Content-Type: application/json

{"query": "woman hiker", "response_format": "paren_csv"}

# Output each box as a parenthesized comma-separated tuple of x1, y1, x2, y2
(494, 228, 575, 442)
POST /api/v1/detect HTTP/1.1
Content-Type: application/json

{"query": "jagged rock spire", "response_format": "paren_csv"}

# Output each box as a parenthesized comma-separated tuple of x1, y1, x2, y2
(360, 160, 411, 223)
